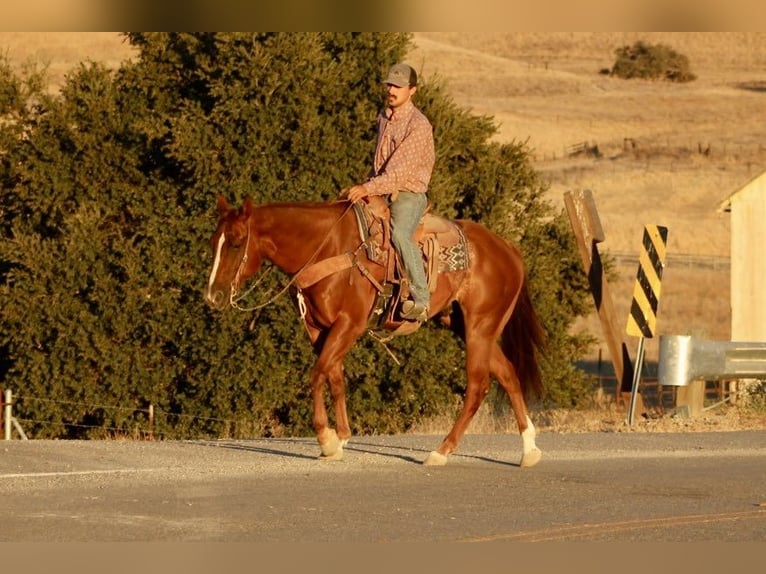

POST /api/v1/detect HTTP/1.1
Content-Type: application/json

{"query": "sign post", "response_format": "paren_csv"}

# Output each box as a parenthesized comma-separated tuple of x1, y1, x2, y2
(626, 224, 668, 425)
(564, 190, 636, 408)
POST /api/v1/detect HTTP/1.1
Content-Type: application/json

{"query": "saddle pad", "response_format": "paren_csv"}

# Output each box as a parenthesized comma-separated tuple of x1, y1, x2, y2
(421, 215, 469, 273)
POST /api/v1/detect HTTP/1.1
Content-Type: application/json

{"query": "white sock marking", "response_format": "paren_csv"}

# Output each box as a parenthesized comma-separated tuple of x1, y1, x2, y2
(522, 415, 537, 454)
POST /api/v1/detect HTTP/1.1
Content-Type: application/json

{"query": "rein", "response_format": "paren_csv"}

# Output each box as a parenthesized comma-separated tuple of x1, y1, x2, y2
(229, 201, 355, 313)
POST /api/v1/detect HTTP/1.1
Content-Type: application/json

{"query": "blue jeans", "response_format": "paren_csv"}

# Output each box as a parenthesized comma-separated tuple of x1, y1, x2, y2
(389, 191, 429, 307)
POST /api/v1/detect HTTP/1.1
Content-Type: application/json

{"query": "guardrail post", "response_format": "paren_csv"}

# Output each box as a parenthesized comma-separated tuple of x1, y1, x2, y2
(676, 381, 706, 417)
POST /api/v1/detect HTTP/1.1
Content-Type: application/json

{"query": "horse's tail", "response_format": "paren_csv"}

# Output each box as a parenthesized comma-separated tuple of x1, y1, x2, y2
(501, 279, 546, 400)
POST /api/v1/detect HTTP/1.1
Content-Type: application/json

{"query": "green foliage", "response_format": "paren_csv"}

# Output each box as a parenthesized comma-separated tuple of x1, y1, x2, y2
(745, 380, 766, 414)
(610, 41, 696, 83)
(1, 33, 594, 439)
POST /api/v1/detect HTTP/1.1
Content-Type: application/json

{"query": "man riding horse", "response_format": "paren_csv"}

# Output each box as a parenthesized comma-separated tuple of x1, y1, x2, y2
(344, 63, 434, 322)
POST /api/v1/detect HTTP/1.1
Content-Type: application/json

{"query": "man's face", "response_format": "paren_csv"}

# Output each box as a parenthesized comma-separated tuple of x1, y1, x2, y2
(386, 83, 416, 109)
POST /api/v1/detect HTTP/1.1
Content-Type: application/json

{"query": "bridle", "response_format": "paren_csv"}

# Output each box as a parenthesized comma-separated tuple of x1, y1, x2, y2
(228, 220, 276, 312)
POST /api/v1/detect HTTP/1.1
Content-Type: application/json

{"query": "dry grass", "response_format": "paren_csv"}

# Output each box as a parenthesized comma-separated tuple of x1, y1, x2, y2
(534, 405, 766, 434)
(410, 397, 766, 435)
(0, 32, 135, 92)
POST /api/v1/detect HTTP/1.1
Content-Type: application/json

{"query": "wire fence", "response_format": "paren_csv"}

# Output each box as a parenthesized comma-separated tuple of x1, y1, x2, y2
(3, 374, 742, 441)
(533, 138, 766, 166)
(610, 252, 730, 271)
(2, 391, 246, 440)
(584, 367, 740, 414)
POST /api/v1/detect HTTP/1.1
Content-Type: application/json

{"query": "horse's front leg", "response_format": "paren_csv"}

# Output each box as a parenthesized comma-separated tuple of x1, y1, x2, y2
(309, 320, 363, 461)
(310, 362, 350, 461)
(310, 368, 342, 460)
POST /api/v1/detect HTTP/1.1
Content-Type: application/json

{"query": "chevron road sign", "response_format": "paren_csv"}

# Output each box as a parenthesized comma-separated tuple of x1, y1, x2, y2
(626, 224, 668, 338)
(626, 224, 668, 425)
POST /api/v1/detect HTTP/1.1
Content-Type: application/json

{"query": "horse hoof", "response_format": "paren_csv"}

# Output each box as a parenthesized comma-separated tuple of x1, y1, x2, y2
(423, 451, 448, 466)
(319, 449, 344, 461)
(520, 448, 542, 468)
(319, 429, 342, 459)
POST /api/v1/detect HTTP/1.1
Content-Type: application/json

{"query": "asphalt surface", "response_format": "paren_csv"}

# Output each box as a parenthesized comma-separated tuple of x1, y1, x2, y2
(1, 431, 765, 542)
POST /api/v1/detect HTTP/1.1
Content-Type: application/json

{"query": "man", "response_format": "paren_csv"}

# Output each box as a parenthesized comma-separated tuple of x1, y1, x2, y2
(345, 63, 435, 322)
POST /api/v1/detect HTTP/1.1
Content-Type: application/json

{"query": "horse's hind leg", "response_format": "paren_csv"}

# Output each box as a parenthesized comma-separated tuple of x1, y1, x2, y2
(490, 344, 541, 468)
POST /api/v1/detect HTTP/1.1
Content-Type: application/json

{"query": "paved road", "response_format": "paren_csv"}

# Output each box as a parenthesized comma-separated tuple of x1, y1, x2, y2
(1, 431, 765, 542)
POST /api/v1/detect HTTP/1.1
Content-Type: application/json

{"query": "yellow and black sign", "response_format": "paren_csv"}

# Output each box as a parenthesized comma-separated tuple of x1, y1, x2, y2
(626, 225, 668, 338)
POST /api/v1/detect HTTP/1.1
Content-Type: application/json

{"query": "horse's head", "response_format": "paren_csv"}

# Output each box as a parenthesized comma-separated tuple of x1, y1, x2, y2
(204, 195, 262, 310)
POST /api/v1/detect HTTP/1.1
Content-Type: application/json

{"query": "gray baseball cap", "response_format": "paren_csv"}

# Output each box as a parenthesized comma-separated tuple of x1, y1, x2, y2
(384, 63, 417, 87)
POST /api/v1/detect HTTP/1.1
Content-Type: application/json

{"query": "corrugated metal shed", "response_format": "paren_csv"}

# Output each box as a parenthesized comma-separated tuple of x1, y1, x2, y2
(718, 170, 766, 342)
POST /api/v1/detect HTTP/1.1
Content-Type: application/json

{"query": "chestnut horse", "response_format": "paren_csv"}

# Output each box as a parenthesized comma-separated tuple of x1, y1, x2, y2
(204, 195, 546, 467)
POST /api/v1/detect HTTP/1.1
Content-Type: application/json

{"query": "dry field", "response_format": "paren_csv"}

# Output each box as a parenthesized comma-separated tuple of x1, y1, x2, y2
(0, 32, 134, 90)
(2, 32, 765, 431)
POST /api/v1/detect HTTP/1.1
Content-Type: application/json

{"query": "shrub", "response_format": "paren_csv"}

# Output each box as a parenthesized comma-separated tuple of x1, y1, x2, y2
(745, 380, 766, 413)
(610, 41, 696, 83)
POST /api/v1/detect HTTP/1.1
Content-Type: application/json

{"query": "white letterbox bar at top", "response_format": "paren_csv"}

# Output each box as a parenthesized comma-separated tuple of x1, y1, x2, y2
(658, 334, 766, 387)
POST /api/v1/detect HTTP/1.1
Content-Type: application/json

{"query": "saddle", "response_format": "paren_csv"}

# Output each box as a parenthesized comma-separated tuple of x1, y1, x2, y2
(296, 197, 470, 338)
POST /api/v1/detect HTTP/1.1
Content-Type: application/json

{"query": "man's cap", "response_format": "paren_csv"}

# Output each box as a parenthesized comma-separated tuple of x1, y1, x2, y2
(384, 63, 417, 87)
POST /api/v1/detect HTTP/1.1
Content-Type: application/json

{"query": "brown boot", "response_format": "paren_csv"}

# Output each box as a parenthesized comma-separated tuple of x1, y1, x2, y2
(401, 300, 428, 321)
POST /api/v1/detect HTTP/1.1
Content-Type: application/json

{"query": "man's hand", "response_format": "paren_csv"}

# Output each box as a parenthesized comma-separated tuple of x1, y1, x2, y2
(345, 184, 370, 204)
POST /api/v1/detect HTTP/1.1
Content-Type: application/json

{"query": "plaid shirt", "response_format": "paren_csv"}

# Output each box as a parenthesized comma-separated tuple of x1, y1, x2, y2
(363, 100, 435, 196)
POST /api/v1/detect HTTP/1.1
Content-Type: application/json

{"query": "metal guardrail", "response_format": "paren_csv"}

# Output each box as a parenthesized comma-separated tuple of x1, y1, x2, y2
(658, 335, 766, 387)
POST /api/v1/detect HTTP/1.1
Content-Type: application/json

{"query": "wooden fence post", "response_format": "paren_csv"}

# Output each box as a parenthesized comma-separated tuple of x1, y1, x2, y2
(676, 380, 706, 417)
(3, 389, 10, 441)
(3, 389, 28, 440)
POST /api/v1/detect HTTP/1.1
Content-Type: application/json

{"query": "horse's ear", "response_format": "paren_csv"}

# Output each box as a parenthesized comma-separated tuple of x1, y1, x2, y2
(216, 194, 231, 216)
(243, 195, 254, 217)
